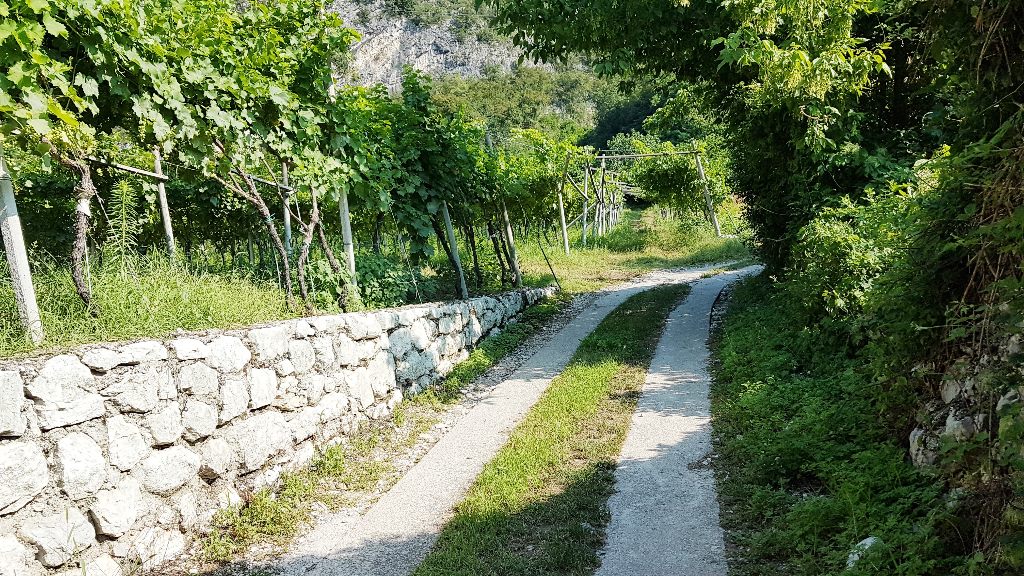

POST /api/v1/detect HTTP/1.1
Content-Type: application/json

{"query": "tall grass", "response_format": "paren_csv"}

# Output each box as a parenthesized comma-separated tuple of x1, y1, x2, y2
(518, 208, 750, 292)
(0, 254, 293, 356)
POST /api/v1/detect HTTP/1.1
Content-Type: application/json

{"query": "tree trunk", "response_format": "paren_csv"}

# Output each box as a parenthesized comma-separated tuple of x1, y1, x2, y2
(488, 221, 508, 286)
(43, 142, 98, 312)
(432, 218, 454, 264)
(296, 192, 322, 314)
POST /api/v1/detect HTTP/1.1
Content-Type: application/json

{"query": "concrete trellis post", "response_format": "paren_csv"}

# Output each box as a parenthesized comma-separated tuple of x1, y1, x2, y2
(557, 156, 570, 255)
(581, 166, 589, 247)
(339, 188, 356, 277)
(0, 146, 43, 343)
(282, 163, 293, 256)
(152, 147, 175, 258)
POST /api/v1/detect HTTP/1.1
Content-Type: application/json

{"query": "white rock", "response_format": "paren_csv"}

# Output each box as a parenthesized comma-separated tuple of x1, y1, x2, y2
(0, 534, 33, 576)
(131, 527, 184, 570)
(177, 362, 219, 396)
(80, 348, 125, 372)
(396, 349, 434, 384)
(288, 340, 316, 374)
(248, 368, 277, 409)
(198, 438, 234, 480)
(216, 486, 242, 508)
(19, 506, 96, 567)
(27, 356, 95, 402)
(219, 377, 249, 424)
(145, 402, 183, 446)
(182, 398, 218, 441)
(297, 374, 327, 405)
(53, 553, 121, 576)
(169, 338, 208, 360)
(106, 415, 150, 472)
(0, 371, 26, 436)
(89, 477, 142, 537)
(374, 310, 399, 330)
(0, 442, 48, 515)
(348, 373, 375, 410)
(307, 315, 345, 333)
(344, 313, 382, 340)
(223, 412, 291, 473)
(275, 358, 295, 376)
(136, 446, 200, 495)
(206, 336, 251, 373)
(119, 341, 168, 364)
(388, 327, 415, 359)
(56, 432, 107, 500)
(288, 406, 323, 443)
(174, 490, 199, 530)
(310, 336, 336, 368)
(334, 332, 361, 366)
(35, 392, 105, 430)
(396, 307, 427, 326)
(247, 326, 291, 361)
(847, 536, 881, 568)
(102, 368, 160, 413)
(157, 368, 176, 400)
(290, 319, 315, 338)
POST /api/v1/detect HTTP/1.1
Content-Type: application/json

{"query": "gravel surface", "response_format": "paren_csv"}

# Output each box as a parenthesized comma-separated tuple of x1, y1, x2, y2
(595, 266, 761, 576)
(268, 264, 731, 576)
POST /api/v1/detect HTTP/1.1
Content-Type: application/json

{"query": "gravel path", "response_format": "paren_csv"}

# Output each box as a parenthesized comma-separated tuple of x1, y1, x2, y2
(273, 264, 729, 576)
(595, 266, 761, 576)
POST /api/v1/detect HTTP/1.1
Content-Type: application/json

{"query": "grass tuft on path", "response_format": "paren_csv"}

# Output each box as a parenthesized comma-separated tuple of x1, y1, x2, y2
(413, 283, 691, 576)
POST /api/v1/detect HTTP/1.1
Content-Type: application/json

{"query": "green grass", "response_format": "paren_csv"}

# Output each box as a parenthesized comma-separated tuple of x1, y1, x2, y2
(413, 283, 690, 576)
(0, 254, 293, 357)
(518, 208, 750, 293)
(710, 275, 961, 576)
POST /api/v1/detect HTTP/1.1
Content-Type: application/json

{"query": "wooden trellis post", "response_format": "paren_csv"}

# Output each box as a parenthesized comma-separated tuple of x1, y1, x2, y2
(694, 153, 722, 237)
(0, 145, 43, 343)
(441, 200, 468, 299)
(501, 200, 523, 288)
(152, 147, 175, 259)
(581, 166, 589, 247)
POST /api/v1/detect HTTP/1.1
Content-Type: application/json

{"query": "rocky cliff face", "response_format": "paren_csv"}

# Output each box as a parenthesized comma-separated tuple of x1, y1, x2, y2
(331, 0, 524, 89)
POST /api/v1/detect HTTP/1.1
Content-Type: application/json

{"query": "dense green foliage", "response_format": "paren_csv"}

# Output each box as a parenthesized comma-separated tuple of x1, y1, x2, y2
(482, 0, 1024, 571)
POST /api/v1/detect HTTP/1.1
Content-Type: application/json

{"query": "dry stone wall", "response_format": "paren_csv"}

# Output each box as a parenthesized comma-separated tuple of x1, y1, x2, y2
(0, 287, 555, 576)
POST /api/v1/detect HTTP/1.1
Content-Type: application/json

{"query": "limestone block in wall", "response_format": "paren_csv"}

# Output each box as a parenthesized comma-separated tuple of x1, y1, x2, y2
(248, 368, 277, 410)
(89, 477, 142, 537)
(288, 340, 316, 374)
(296, 374, 328, 406)
(366, 353, 397, 398)
(118, 341, 168, 364)
(219, 377, 249, 425)
(170, 338, 208, 361)
(0, 534, 35, 576)
(310, 336, 336, 369)
(374, 311, 399, 331)
(0, 441, 48, 515)
(28, 355, 104, 431)
(100, 367, 160, 413)
(198, 438, 234, 480)
(52, 553, 121, 576)
(396, 348, 436, 384)
(347, 370, 375, 410)
(388, 326, 416, 360)
(287, 405, 323, 444)
(307, 315, 345, 333)
(131, 527, 184, 570)
(0, 371, 26, 436)
(56, 432, 107, 500)
(177, 362, 219, 397)
(106, 415, 150, 472)
(334, 332, 361, 367)
(136, 446, 200, 495)
(289, 320, 315, 338)
(344, 313, 382, 340)
(174, 490, 199, 531)
(396, 306, 428, 327)
(223, 412, 291, 473)
(206, 336, 251, 373)
(80, 348, 124, 372)
(19, 506, 96, 567)
(145, 401, 183, 446)
(465, 315, 483, 345)
(182, 398, 218, 441)
(247, 326, 291, 362)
